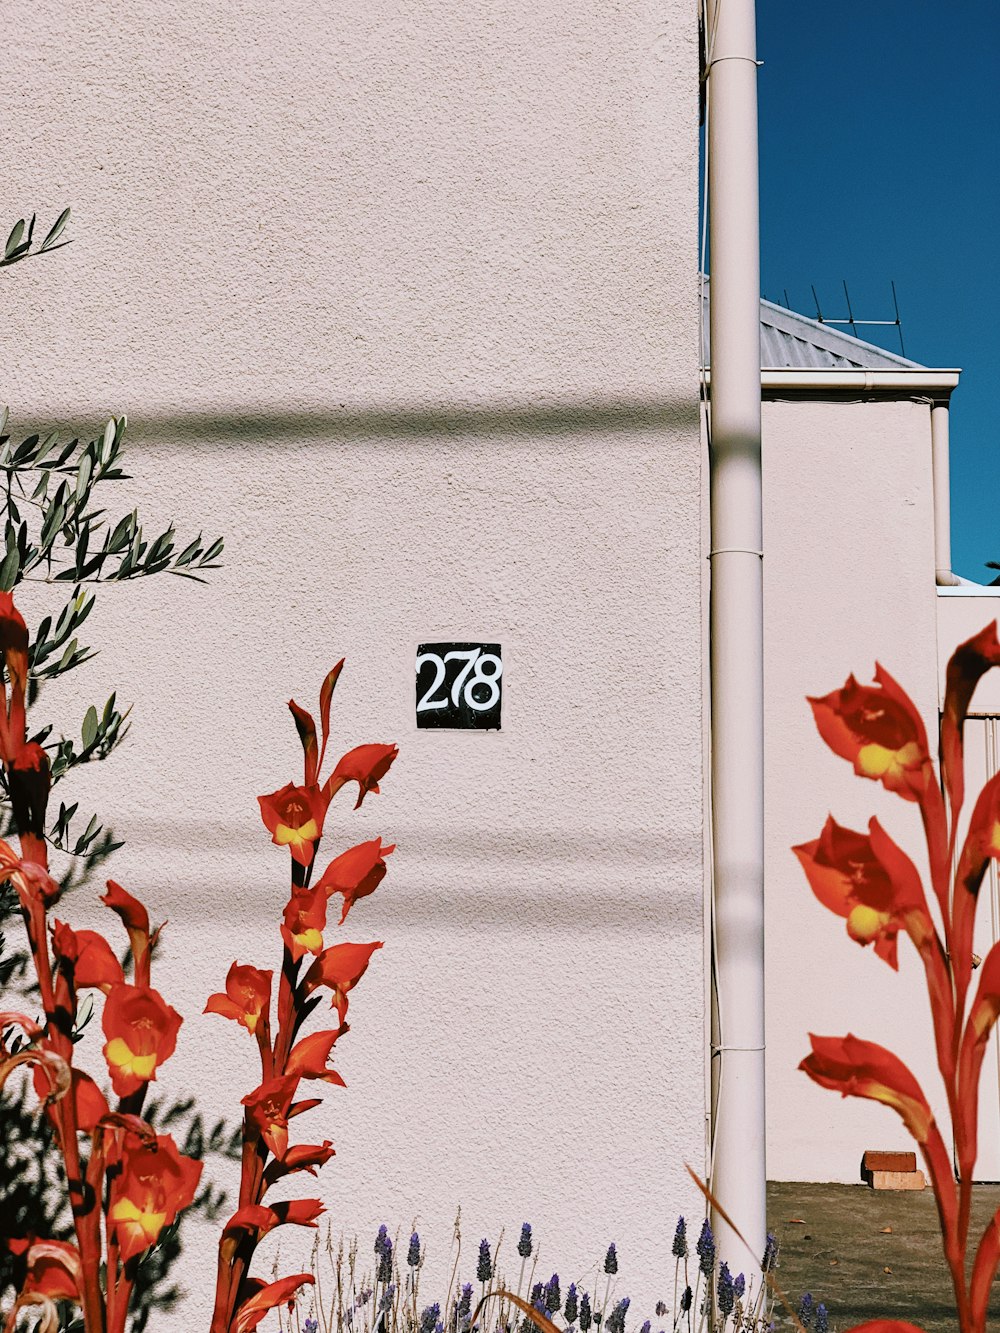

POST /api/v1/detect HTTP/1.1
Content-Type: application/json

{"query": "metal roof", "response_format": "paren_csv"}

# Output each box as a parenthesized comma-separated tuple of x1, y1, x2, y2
(700, 276, 924, 370)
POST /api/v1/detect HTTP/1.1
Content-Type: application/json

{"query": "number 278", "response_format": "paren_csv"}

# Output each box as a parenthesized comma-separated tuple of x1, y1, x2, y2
(416, 648, 503, 712)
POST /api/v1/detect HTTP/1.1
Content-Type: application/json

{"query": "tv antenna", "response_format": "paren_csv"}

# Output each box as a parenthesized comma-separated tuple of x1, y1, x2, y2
(809, 280, 906, 358)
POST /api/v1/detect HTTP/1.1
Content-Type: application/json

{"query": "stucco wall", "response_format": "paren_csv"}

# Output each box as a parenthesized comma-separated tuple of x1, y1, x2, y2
(2, 0, 704, 1324)
(762, 396, 942, 1182)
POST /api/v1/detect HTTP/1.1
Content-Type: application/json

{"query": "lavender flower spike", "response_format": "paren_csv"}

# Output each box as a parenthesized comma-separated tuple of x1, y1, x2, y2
(672, 1217, 688, 1260)
(477, 1239, 493, 1283)
(695, 1220, 715, 1278)
(518, 1223, 533, 1258)
(545, 1275, 562, 1314)
(604, 1243, 618, 1275)
(717, 1264, 735, 1318)
(408, 1232, 421, 1267)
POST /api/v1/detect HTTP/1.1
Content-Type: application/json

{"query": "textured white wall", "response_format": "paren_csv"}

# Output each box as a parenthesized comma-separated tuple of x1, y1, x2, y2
(762, 397, 943, 1182)
(2, 0, 704, 1324)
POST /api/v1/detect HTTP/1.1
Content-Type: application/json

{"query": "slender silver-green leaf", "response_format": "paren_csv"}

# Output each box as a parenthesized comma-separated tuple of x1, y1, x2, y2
(0, 546, 19, 592)
(41, 207, 71, 251)
(81, 706, 99, 750)
(4, 220, 25, 258)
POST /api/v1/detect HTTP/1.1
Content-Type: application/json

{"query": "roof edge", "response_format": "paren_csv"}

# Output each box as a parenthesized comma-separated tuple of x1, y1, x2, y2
(702, 368, 961, 392)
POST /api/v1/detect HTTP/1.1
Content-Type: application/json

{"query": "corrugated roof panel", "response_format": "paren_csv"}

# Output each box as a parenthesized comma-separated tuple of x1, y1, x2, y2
(700, 278, 924, 370)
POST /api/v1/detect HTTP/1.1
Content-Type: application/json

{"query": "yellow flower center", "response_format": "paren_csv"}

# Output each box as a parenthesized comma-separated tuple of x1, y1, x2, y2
(846, 904, 889, 945)
(109, 1197, 167, 1245)
(105, 1037, 157, 1080)
(276, 819, 318, 847)
(856, 741, 922, 783)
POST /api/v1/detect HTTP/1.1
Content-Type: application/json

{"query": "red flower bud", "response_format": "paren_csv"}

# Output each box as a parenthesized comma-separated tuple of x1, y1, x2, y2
(327, 743, 398, 810)
(316, 837, 395, 923)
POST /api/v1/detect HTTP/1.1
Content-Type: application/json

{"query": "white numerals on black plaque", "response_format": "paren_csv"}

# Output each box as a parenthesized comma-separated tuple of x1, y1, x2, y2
(416, 643, 502, 729)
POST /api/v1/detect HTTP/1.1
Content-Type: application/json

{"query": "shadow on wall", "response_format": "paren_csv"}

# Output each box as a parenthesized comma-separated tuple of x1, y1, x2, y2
(22, 396, 701, 446)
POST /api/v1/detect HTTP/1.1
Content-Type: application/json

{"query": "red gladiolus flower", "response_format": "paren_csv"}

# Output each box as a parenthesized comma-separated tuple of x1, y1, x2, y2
(286, 1028, 348, 1085)
(242, 1075, 299, 1159)
(303, 940, 383, 1024)
(0, 843, 60, 911)
(258, 782, 326, 866)
(32, 1066, 109, 1134)
(102, 984, 182, 1097)
(808, 666, 934, 803)
(107, 1132, 203, 1262)
(234, 1274, 315, 1333)
(327, 743, 398, 810)
(793, 816, 936, 970)
(101, 880, 157, 986)
(8, 1237, 82, 1301)
(941, 622, 1000, 820)
(262, 1140, 335, 1187)
(52, 922, 125, 993)
(316, 837, 395, 924)
(800, 1033, 934, 1143)
(205, 961, 272, 1035)
(280, 885, 328, 962)
(223, 1199, 325, 1240)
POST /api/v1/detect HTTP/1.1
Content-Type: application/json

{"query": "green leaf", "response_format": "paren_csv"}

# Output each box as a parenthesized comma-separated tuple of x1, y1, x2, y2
(201, 538, 224, 563)
(41, 207, 71, 251)
(174, 536, 202, 567)
(4, 220, 25, 258)
(81, 705, 99, 750)
(0, 546, 19, 592)
(75, 449, 94, 506)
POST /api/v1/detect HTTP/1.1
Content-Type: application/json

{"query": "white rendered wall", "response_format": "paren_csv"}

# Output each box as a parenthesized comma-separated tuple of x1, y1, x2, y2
(1, 0, 704, 1324)
(762, 397, 943, 1182)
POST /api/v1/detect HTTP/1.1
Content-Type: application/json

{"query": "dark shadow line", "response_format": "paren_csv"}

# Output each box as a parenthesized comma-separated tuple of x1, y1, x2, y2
(21, 396, 700, 446)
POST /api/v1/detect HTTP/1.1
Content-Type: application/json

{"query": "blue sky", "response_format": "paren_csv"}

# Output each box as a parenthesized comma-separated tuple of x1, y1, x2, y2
(755, 3, 1000, 580)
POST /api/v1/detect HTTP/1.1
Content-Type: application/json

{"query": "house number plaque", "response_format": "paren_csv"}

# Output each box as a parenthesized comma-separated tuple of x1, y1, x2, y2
(415, 643, 502, 730)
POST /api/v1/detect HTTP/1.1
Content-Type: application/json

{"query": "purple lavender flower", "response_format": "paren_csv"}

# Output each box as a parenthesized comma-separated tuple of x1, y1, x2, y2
(408, 1232, 421, 1267)
(816, 1304, 829, 1333)
(375, 1225, 390, 1258)
(733, 1274, 745, 1302)
(379, 1284, 396, 1313)
(639, 1321, 651, 1333)
(545, 1275, 561, 1314)
(530, 1282, 545, 1313)
(761, 1232, 778, 1274)
(518, 1223, 533, 1258)
(564, 1284, 579, 1325)
(477, 1239, 493, 1284)
(358, 1289, 373, 1307)
(679, 1288, 692, 1315)
(672, 1217, 688, 1260)
(304, 1322, 319, 1333)
(798, 1293, 814, 1329)
(579, 1292, 593, 1332)
(420, 1303, 442, 1333)
(696, 1220, 715, 1278)
(377, 1238, 393, 1283)
(717, 1264, 735, 1318)
(605, 1297, 629, 1333)
(457, 1286, 473, 1320)
(604, 1244, 618, 1276)
(654, 1304, 667, 1319)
